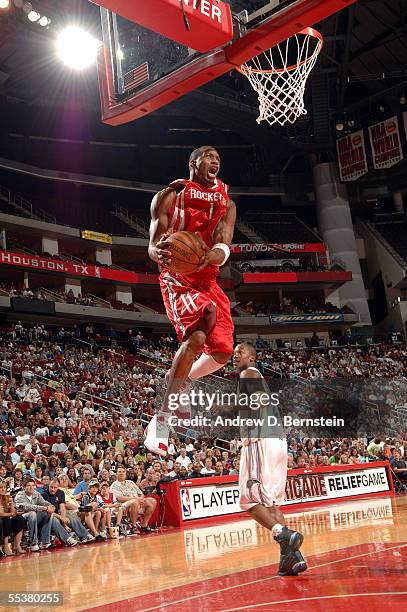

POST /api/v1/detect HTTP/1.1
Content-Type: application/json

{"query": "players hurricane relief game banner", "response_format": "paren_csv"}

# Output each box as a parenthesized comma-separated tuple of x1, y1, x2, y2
(368, 115, 403, 169)
(179, 465, 391, 520)
(336, 129, 368, 181)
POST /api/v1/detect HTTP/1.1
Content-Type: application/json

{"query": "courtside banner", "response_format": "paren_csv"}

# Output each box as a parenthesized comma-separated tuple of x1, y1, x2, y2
(230, 243, 326, 254)
(368, 116, 403, 169)
(178, 464, 392, 521)
(336, 130, 368, 181)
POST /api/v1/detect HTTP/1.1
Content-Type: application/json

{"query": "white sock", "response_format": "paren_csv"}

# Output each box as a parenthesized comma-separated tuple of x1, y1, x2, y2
(271, 523, 284, 537)
(189, 354, 225, 380)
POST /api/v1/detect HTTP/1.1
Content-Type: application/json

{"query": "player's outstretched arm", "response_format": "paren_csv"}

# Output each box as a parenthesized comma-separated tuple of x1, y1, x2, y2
(197, 198, 236, 270)
(148, 188, 175, 266)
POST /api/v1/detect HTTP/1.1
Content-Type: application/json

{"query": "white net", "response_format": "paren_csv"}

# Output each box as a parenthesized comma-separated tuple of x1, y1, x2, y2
(238, 28, 323, 127)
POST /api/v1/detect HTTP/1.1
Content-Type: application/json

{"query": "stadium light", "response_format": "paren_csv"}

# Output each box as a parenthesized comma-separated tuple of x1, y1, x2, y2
(27, 10, 40, 21)
(0, 0, 10, 9)
(39, 15, 50, 27)
(56, 26, 99, 70)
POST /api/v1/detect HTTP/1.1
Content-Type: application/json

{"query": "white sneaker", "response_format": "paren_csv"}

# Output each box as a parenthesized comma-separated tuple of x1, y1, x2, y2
(30, 544, 40, 552)
(66, 536, 78, 547)
(80, 534, 95, 544)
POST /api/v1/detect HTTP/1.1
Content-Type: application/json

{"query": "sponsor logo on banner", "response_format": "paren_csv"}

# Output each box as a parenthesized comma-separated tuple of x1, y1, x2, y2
(81, 229, 112, 244)
(271, 313, 344, 324)
(181, 485, 241, 520)
(336, 130, 368, 181)
(368, 116, 403, 169)
(179, 466, 391, 521)
(230, 243, 326, 254)
(181, 489, 192, 517)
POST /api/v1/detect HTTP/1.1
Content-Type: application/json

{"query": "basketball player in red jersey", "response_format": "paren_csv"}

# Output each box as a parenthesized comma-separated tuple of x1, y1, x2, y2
(146, 146, 236, 455)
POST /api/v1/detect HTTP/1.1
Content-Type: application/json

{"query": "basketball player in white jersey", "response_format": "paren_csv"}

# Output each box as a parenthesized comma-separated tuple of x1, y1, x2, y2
(233, 343, 307, 576)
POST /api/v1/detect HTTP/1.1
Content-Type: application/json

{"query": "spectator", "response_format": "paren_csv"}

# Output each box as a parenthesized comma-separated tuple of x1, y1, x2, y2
(0, 480, 26, 555)
(41, 479, 78, 547)
(176, 447, 192, 471)
(201, 458, 216, 476)
(56, 474, 95, 543)
(229, 458, 240, 475)
(97, 481, 125, 536)
(14, 479, 54, 552)
(110, 466, 157, 533)
(390, 450, 407, 481)
(73, 468, 93, 495)
(188, 462, 203, 479)
(81, 481, 108, 540)
(52, 434, 68, 455)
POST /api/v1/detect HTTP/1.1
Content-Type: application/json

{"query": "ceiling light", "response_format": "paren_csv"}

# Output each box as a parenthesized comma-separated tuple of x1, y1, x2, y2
(57, 26, 99, 70)
(27, 10, 40, 21)
(0, 0, 10, 9)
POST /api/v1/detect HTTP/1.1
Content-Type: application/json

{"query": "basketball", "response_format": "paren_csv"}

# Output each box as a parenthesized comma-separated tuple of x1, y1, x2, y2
(167, 231, 206, 274)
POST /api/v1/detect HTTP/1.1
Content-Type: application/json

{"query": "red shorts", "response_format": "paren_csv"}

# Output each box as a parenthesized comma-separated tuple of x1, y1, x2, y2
(160, 270, 234, 355)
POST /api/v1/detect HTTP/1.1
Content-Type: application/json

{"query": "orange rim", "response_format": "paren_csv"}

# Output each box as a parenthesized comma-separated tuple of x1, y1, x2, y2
(237, 27, 323, 76)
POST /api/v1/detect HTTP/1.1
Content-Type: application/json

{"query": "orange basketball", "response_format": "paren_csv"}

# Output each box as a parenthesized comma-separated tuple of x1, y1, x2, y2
(167, 231, 206, 275)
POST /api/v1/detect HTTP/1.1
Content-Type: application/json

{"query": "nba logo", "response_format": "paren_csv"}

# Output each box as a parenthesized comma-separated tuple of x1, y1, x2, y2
(181, 489, 192, 518)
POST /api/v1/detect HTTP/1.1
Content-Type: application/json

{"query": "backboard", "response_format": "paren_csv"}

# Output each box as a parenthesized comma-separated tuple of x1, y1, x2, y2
(93, 0, 357, 125)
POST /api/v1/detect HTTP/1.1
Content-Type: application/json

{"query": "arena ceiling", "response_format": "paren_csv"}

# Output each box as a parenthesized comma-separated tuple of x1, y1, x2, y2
(0, 1, 406, 157)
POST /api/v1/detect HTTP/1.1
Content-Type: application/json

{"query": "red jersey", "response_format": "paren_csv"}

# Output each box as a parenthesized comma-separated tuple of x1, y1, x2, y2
(165, 178, 229, 281)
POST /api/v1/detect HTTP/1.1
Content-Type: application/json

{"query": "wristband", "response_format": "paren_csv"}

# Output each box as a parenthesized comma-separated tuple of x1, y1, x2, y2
(212, 243, 230, 266)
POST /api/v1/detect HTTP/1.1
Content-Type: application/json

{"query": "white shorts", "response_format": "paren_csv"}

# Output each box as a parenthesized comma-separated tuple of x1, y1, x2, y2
(239, 438, 287, 510)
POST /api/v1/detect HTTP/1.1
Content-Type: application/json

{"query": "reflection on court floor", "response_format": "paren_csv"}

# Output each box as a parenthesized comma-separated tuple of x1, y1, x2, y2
(0, 495, 405, 611)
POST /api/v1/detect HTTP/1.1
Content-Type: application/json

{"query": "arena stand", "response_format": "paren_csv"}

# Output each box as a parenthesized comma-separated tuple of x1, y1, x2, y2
(0, 322, 406, 554)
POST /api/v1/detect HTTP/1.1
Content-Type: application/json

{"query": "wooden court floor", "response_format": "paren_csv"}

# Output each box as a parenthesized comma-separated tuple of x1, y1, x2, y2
(1, 494, 406, 611)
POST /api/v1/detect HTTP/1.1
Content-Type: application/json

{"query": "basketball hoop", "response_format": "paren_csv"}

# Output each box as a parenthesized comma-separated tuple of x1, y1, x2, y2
(237, 27, 323, 127)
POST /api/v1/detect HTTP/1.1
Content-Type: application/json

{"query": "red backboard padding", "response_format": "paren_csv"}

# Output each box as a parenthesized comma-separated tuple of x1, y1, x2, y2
(91, 0, 233, 53)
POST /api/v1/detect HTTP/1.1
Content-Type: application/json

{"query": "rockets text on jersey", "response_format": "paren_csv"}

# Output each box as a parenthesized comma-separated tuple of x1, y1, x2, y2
(168, 178, 229, 249)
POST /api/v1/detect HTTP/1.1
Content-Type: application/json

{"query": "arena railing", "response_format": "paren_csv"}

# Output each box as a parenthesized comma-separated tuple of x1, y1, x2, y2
(39, 287, 65, 303)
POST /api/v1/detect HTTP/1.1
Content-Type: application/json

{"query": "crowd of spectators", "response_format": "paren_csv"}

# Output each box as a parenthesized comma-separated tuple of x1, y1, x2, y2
(0, 324, 406, 556)
(234, 297, 343, 317)
(0, 283, 143, 313)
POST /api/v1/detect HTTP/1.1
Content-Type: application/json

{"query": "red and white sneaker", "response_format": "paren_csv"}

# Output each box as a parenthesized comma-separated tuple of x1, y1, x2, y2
(144, 414, 169, 457)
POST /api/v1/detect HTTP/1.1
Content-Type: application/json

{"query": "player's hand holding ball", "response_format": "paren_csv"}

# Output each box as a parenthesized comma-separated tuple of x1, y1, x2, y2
(155, 232, 173, 269)
(163, 231, 208, 274)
